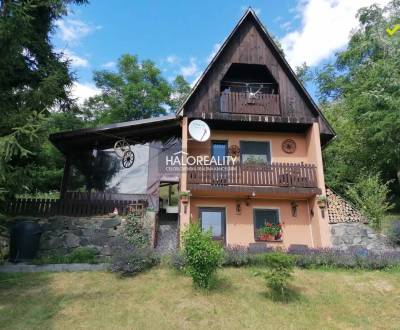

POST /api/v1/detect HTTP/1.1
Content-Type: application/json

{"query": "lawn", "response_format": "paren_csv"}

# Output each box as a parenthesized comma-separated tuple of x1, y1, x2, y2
(0, 267, 399, 330)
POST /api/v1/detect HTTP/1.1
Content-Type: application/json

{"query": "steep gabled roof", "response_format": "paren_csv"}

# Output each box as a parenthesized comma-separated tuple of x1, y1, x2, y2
(177, 8, 335, 143)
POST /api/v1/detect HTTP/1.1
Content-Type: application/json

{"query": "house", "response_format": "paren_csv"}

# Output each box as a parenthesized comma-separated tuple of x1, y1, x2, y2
(49, 9, 335, 249)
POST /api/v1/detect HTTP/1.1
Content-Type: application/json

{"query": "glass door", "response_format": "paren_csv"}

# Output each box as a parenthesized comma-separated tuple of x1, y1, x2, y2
(211, 141, 228, 184)
(199, 207, 226, 243)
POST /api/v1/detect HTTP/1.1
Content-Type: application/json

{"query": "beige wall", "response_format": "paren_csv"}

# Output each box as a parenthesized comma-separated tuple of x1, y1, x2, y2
(190, 197, 314, 248)
(181, 121, 331, 248)
(188, 130, 310, 164)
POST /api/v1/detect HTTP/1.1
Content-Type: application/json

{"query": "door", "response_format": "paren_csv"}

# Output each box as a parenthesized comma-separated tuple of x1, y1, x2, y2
(211, 141, 228, 184)
(199, 207, 226, 243)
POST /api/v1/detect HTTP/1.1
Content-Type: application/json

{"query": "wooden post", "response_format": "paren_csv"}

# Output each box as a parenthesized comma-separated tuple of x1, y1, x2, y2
(60, 155, 71, 200)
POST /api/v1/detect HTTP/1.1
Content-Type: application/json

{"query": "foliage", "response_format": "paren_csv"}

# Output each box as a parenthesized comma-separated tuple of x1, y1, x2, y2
(346, 173, 393, 229)
(81, 54, 191, 124)
(169, 250, 186, 271)
(288, 246, 400, 270)
(110, 238, 159, 276)
(123, 213, 151, 247)
(263, 252, 295, 297)
(32, 247, 99, 265)
(257, 223, 282, 237)
(387, 220, 400, 246)
(0, 0, 88, 198)
(318, 1, 400, 208)
(222, 245, 250, 267)
(182, 224, 223, 288)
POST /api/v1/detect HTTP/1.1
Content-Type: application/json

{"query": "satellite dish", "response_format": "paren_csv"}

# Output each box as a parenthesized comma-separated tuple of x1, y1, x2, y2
(188, 120, 211, 142)
(189, 119, 210, 142)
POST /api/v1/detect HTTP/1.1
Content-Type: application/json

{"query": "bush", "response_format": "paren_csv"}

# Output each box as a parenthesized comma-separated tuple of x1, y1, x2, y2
(222, 245, 250, 267)
(110, 238, 159, 276)
(182, 224, 223, 289)
(346, 173, 393, 230)
(288, 246, 400, 270)
(169, 250, 186, 271)
(263, 252, 295, 297)
(387, 220, 400, 246)
(123, 213, 151, 247)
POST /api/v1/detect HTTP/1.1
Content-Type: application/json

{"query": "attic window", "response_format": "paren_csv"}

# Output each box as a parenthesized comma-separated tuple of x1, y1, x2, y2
(221, 63, 278, 95)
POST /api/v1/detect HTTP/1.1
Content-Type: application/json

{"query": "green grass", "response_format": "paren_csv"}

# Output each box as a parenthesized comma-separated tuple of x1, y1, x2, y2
(0, 267, 399, 329)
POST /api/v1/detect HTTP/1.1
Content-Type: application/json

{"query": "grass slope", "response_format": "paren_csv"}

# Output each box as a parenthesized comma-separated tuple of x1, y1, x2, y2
(0, 267, 399, 329)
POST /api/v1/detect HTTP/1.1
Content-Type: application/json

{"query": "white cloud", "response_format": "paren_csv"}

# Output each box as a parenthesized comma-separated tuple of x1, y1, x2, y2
(102, 61, 116, 69)
(166, 55, 179, 64)
(71, 82, 100, 105)
(55, 19, 99, 44)
(180, 57, 200, 79)
(281, 0, 391, 67)
(206, 43, 222, 63)
(59, 49, 89, 68)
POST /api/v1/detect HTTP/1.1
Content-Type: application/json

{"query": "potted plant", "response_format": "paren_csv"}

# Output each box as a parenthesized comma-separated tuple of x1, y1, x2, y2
(317, 195, 327, 209)
(179, 191, 190, 203)
(256, 223, 283, 241)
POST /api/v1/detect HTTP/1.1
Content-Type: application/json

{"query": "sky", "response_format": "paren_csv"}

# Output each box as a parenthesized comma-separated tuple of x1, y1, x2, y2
(52, 0, 392, 104)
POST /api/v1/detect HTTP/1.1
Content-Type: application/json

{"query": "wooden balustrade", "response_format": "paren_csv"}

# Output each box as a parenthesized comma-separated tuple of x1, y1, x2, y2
(220, 92, 280, 115)
(3, 192, 147, 217)
(187, 163, 318, 188)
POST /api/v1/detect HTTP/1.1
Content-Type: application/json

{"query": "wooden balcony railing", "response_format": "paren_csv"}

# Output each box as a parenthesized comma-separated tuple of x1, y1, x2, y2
(187, 163, 318, 188)
(220, 92, 280, 115)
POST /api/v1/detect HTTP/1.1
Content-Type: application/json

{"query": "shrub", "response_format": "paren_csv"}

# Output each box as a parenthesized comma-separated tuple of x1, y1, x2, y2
(288, 247, 400, 270)
(387, 220, 400, 246)
(263, 252, 295, 297)
(169, 250, 186, 271)
(110, 238, 159, 276)
(123, 213, 151, 247)
(222, 245, 250, 267)
(182, 224, 223, 289)
(346, 173, 393, 230)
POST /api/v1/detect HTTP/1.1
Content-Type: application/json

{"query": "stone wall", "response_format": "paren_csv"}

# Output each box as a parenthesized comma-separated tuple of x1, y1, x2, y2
(1, 211, 156, 260)
(330, 223, 394, 251)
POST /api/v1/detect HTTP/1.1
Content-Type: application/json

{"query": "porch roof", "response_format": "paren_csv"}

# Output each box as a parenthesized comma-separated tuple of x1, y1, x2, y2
(50, 115, 181, 154)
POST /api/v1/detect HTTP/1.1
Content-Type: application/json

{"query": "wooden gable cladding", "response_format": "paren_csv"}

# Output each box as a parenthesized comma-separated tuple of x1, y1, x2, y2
(182, 10, 335, 141)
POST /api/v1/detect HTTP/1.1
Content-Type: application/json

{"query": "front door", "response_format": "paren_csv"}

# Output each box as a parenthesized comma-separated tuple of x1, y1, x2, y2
(199, 207, 226, 244)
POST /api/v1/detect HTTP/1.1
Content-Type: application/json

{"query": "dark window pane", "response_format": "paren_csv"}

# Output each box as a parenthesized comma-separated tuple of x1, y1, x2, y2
(200, 209, 223, 237)
(240, 141, 270, 164)
(254, 209, 279, 232)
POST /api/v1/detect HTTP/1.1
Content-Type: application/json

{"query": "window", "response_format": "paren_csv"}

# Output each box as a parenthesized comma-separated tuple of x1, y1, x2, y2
(199, 207, 225, 240)
(253, 209, 279, 238)
(240, 141, 271, 165)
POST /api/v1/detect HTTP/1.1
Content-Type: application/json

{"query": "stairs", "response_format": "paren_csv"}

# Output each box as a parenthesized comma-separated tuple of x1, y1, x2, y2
(155, 213, 178, 255)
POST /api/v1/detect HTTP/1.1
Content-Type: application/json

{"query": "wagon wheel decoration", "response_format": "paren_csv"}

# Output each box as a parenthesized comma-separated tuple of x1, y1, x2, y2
(228, 145, 240, 158)
(282, 138, 296, 154)
(114, 139, 131, 158)
(122, 150, 135, 168)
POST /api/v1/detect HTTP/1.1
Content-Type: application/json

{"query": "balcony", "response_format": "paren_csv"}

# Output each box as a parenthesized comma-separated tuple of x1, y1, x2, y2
(187, 162, 319, 193)
(220, 92, 280, 115)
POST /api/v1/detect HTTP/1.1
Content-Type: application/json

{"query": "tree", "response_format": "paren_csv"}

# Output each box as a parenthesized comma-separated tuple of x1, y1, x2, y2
(83, 54, 191, 125)
(0, 0, 88, 197)
(316, 0, 400, 207)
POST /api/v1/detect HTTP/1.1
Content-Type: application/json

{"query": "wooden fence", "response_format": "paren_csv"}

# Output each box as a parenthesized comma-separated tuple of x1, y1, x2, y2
(3, 192, 147, 217)
(220, 92, 280, 115)
(187, 163, 318, 188)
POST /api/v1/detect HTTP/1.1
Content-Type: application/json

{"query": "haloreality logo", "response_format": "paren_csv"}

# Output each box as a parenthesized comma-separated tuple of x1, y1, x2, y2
(386, 24, 400, 37)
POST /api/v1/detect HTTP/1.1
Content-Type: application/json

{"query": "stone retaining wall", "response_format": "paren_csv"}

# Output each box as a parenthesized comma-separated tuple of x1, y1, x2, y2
(0, 211, 156, 260)
(330, 222, 393, 251)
